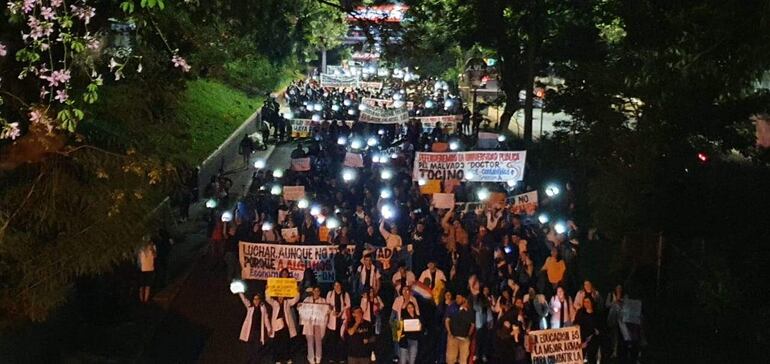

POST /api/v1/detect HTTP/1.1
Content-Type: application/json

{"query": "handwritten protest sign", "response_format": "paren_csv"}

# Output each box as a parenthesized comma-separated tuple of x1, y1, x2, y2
(298, 303, 330, 326)
(413, 151, 527, 182)
(510, 191, 539, 215)
(344, 152, 364, 168)
(529, 326, 583, 364)
(291, 158, 311, 172)
(419, 179, 441, 195)
(239, 242, 340, 282)
(432, 193, 455, 209)
(266, 277, 299, 298)
(283, 186, 306, 201)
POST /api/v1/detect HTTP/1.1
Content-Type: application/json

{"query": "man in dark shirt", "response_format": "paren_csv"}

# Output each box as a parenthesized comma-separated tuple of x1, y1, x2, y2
(445, 292, 475, 364)
(346, 307, 375, 364)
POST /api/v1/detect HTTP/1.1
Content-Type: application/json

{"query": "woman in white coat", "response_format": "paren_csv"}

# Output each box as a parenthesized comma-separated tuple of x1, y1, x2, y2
(325, 281, 351, 364)
(238, 292, 272, 364)
(302, 286, 327, 364)
(549, 286, 575, 329)
(265, 292, 300, 363)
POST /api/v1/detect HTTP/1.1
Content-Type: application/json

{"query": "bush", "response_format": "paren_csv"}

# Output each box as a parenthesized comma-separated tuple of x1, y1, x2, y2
(222, 56, 299, 97)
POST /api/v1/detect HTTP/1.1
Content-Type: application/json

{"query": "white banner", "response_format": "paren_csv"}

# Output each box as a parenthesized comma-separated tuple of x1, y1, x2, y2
(239, 242, 339, 282)
(299, 303, 330, 326)
(530, 326, 583, 364)
(359, 107, 410, 124)
(320, 73, 359, 88)
(415, 115, 461, 133)
(362, 97, 414, 109)
(412, 151, 527, 182)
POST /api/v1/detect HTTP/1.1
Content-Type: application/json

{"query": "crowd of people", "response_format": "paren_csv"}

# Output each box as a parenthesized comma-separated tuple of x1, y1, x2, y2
(197, 81, 645, 364)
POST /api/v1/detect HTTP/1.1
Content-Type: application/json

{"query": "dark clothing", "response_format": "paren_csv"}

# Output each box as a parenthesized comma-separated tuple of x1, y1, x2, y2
(575, 309, 600, 364)
(347, 320, 375, 358)
(448, 306, 475, 338)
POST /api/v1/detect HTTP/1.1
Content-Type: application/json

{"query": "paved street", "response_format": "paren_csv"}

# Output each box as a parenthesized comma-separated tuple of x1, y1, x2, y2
(142, 142, 297, 363)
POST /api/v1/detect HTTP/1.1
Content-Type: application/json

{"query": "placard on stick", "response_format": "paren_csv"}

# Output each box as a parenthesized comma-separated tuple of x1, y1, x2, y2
(266, 277, 299, 298)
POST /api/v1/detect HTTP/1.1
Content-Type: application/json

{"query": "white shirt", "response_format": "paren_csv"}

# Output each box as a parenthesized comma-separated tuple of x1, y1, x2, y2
(418, 268, 446, 289)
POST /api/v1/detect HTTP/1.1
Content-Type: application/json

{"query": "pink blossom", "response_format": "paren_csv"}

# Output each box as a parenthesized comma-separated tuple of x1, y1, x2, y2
(54, 89, 68, 103)
(0, 42, 6, 57)
(50, 0, 62, 8)
(172, 55, 191, 72)
(26, 17, 52, 40)
(29, 109, 42, 123)
(1, 122, 21, 140)
(22, 0, 36, 14)
(40, 6, 54, 20)
(70, 5, 95, 25)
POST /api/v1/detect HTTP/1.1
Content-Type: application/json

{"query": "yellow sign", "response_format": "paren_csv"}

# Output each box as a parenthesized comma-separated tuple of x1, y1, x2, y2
(266, 277, 299, 298)
(419, 179, 441, 195)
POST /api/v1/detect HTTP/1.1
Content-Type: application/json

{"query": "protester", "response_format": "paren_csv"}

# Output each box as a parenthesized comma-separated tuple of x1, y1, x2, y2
(326, 281, 351, 364)
(574, 296, 600, 364)
(265, 293, 300, 363)
(398, 302, 421, 364)
(549, 286, 574, 329)
(137, 237, 157, 304)
(445, 292, 475, 364)
(346, 307, 376, 364)
(238, 292, 272, 364)
(302, 286, 327, 364)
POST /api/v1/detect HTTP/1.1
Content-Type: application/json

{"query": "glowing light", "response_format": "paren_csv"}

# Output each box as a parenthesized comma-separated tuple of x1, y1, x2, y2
(444, 100, 452, 109)
(380, 169, 393, 180)
(270, 185, 282, 195)
(332, 104, 340, 112)
(393, 100, 405, 108)
(545, 185, 560, 197)
(554, 222, 567, 234)
(310, 205, 321, 216)
(316, 215, 326, 224)
(326, 217, 340, 229)
(351, 139, 363, 149)
(449, 141, 459, 151)
(230, 280, 246, 294)
(205, 199, 217, 209)
(343, 99, 352, 107)
(305, 104, 314, 111)
(367, 137, 378, 147)
(372, 155, 381, 163)
(254, 159, 266, 169)
(477, 188, 490, 201)
(298, 199, 309, 209)
(465, 171, 475, 180)
(284, 111, 294, 120)
(221, 211, 233, 222)
(262, 222, 273, 231)
(507, 180, 517, 187)
(425, 100, 435, 108)
(538, 214, 549, 224)
(347, 109, 356, 116)
(381, 204, 395, 219)
(378, 129, 385, 135)
(390, 152, 398, 159)
(418, 178, 427, 186)
(273, 169, 284, 178)
(342, 168, 356, 182)
(337, 136, 347, 145)
(380, 189, 392, 199)
(498, 135, 507, 142)
(314, 103, 323, 112)
(358, 104, 367, 111)
(312, 114, 321, 122)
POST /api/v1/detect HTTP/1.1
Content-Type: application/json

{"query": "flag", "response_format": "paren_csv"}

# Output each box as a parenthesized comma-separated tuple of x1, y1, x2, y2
(411, 281, 433, 300)
(432, 279, 445, 305)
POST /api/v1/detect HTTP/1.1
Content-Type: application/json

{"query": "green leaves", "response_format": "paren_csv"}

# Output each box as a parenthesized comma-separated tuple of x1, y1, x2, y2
(83, 83, 100, 104)
(15, 48, 40, 63)
(140, 0, 165, 10)
(120, 1, 135, 14)
(57, 107, 85, 132)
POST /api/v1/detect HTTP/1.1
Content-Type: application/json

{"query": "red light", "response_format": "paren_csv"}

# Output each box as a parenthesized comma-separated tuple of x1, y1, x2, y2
(697, 152, 708, 163)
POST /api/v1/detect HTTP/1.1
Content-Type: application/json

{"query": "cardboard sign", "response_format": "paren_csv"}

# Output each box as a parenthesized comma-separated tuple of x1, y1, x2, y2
(266, 277, 299, 298)
(419, 180, 441, 195)
(510, 191, 539, 215)
(291, 158, 311, 172)
(344, 152, 364, 168)
(529, 326, 583, 364)
(281, 227, 299, 243)
(298, 302, 330, 326)
(239, 242, 341, 282)
(318, 226, 330, 242)
(432, 193, 455, 209)
(413, 151, 527, 182)
(403, 318, 422, 332)
(283, 186, 306, 201)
